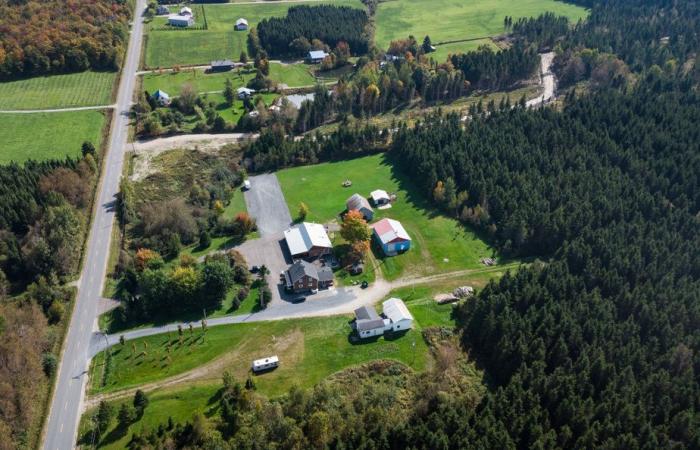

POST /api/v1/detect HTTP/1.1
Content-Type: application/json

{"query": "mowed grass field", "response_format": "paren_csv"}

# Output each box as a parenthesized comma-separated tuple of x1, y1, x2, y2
(375, 0, 588, 55)
(0, 110, 107, 164)
(142, 63, 315, 95)
(144, 0, 364, 68)
(90, 313, 431, 398)
(277, 154, 500, 280)
(0, 71, 117, 110)
(82, 277, 500, 449)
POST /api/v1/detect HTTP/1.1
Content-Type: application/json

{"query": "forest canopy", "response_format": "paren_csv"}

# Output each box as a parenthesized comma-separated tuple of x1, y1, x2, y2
(0, 0, 130, 79)
(256, 5, 369, 57)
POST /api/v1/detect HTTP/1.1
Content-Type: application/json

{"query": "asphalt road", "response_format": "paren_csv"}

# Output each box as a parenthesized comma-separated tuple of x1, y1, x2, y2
(41, 1, 147, 448)
(244, 174, 293, 236)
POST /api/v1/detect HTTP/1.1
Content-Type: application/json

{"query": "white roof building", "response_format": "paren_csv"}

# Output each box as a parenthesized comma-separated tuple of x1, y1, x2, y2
(383, 298, 413, 323)
(235, 18, 248, 27)
(284, 222, 332, 257)
(237, 87, 256, 98)
(179, 6, 193, 16)
(308, 50, 329, 61)
(370, 189, 390, 204)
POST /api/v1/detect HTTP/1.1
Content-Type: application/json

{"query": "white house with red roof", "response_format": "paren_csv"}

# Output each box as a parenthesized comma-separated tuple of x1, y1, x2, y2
(371, 218, 411, 256)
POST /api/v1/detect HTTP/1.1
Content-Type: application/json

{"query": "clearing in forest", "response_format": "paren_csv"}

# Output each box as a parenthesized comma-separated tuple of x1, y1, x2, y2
(374, 0, 588, 59)
(277, 154, 501, 280)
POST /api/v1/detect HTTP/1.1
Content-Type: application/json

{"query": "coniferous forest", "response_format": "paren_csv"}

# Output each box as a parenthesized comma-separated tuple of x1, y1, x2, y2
(119, 0, 700, 447)
(256, 5, 370, 57)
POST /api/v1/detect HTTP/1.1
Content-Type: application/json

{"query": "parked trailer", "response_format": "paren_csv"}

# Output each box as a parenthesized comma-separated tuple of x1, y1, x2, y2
(252, 355, 279, 373)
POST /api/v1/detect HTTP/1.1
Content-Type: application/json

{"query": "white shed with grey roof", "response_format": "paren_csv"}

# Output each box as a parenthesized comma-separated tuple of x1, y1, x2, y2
(382, 298, 413, 332)
(354, 306, 388, 338)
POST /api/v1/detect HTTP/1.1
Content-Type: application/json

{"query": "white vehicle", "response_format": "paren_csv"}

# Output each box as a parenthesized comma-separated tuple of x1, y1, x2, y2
(243, 179, 251, 190)
(252, 355, 279, 373)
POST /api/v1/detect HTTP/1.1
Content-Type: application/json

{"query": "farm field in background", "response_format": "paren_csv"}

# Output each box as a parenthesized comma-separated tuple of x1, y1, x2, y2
(144, 0, 364, 68)
(0, 71, 117, 110)
(374, 0, 588, 56)
(0, 110, 107, 164)
(277, 154, 501, 280)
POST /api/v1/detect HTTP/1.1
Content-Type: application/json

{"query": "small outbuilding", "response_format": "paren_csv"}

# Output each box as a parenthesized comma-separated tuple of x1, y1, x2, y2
(252, 355, 279, 372)
(237, 87, 256, 99)
(151, 89, 171, 106)
(168, 14, 194, 27)
(370, 189, 390, 206)
(156, 5, 169, 15)
(346, 193, 374, 221)
(354, 306, 387, 338)
(308, 50, 329, 63)
(179, 6, 193, 16)
(284, 222, 333, 259)
(372, 218, 411, 256)
(382, 298, 414, 332)
(211, 60, 234, 72)
(235, 18, 249, 30)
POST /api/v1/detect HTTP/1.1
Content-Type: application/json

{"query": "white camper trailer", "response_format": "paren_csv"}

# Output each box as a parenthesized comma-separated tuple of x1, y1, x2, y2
(252, 355, 279, 372)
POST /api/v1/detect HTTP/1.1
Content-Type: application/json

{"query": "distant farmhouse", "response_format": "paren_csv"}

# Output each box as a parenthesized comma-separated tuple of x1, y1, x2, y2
(372, 218, 411, 256)
(235, 18, 249, 31)
(168, 14, 194, 27)
(237, 87, 256, 99)
(354, 298, 414, 339)
(151, 89, 171, 106)
(346, 193, 373, 221)
(370, 189, 391, 206)
(284, 260, 334, 293)
(179, 6, 193, 16)
(211, 60, 235, 72)
(156, 5, 169, 15)
(308, 50, 329, 64)
(284, 222, 332, 259)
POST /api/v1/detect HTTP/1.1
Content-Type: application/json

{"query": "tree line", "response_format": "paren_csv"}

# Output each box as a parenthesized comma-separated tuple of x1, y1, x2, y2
(0, 0, 131, 79)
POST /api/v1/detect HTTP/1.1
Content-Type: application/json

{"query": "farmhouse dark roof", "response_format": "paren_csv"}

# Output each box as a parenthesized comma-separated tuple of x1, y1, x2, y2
(287, 260, 318, 283)
(317, 266, 334, 282)
(355, 305, 380, 321)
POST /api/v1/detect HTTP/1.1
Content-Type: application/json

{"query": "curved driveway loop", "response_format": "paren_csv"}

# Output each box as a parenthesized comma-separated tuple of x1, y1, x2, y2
(244, 174, 293, 236)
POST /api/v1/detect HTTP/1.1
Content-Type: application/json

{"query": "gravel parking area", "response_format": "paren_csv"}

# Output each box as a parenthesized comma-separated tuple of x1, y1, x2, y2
(244, 174, 293, 236)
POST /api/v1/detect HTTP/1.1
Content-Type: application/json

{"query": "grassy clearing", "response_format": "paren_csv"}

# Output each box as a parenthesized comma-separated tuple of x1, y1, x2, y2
(374, 0, 588, 56)
(83, 270, 504, 449)
(0, 110, 107, 164)
(91, 314, 429, 397)
(144, 0, 364, 68)
(277, 154, 501, 280)
(142, 63, 316, 95)
(80, 384, 220, 450)
(0, 71, 117, 110)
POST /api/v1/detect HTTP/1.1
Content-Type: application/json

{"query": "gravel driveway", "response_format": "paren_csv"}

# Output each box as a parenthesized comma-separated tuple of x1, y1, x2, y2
(244, 174, 293, 236)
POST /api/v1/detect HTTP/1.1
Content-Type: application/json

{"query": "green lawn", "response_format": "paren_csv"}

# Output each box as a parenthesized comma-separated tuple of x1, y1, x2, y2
(0, 110, 107, 164)
(375, 0, 588, 56)
(0, 71, 117, 110)
(80, 384, 221, 450)
(91, 314, 430, 397)
(144, 0, 364, 68)
(277, 154, 500, 280)
(143, 64, 315, 95)
(83, 271, 507, 449)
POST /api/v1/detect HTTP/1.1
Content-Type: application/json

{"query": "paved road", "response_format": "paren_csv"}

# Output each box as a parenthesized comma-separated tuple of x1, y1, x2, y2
(0, 104, 115, 114)
(41, 1, 147, 448)
(244, 174, 293, 236)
